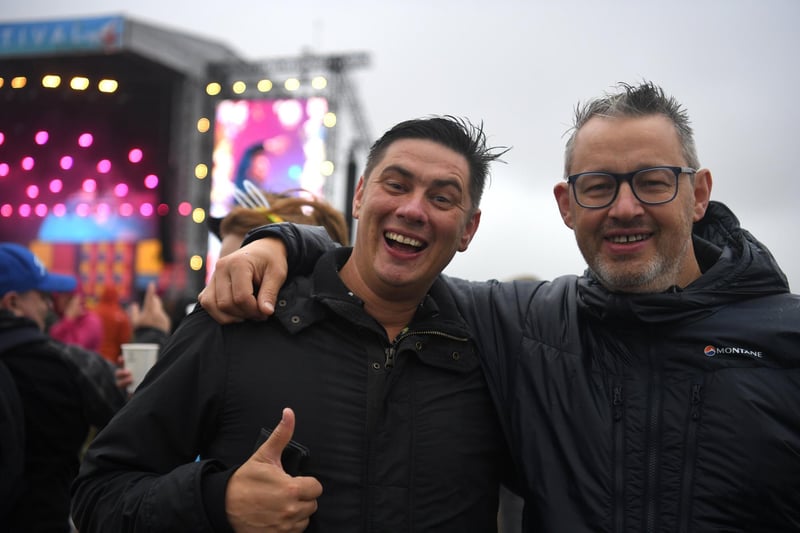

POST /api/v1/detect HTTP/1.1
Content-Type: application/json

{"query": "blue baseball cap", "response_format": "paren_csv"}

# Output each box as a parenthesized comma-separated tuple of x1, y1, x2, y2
(0, 243, 77, 296)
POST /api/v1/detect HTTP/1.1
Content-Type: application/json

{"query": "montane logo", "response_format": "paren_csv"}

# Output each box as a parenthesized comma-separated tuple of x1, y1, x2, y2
(703, 345, 763, 359)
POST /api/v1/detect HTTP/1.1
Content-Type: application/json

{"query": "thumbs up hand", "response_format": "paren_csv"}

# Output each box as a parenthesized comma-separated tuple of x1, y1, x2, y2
(225, 408, 323, 532)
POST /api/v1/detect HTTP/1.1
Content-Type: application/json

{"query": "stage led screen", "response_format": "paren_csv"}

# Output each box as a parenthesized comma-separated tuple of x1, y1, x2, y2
(208, 96, 332, 271)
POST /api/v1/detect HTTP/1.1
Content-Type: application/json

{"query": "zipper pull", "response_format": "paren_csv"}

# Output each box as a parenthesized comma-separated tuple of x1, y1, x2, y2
(690, 383, 702, 420)
(612, 386, 624, 421)
(384, 346, 396, 369)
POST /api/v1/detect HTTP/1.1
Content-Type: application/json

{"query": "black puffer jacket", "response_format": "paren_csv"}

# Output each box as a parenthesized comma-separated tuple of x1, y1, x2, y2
(72, 248, 511, 532)
(447, 201, 800, 532)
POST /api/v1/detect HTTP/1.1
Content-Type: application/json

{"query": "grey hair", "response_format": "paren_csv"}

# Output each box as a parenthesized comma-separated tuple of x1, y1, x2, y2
(563, 81, 700, 178)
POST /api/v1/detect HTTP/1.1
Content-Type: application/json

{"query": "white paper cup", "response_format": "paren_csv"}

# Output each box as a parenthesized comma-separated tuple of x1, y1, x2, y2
(121, 343, 160, 393)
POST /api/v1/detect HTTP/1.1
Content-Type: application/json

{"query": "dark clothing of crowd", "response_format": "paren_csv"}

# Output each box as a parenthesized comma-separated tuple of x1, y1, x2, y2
(0, 310, 125, 532)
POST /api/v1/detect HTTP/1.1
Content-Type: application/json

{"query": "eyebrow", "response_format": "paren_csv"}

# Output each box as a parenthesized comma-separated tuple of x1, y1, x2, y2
(380, 164, 464, 193)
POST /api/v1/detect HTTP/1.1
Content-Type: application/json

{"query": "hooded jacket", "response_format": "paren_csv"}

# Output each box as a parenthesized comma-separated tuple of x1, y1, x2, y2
(445, 201, 800, 532)
(94, 285, 133, 363)
(72, 247, 511, 533)
(0, 310, 125, 532)
(250, 201, 800, 532)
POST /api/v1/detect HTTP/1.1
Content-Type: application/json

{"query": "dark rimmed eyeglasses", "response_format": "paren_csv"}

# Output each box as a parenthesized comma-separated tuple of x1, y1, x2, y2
(567, 166, 697, 209)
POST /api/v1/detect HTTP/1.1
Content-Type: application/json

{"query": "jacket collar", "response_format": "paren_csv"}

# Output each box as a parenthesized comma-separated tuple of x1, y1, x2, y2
(0, 309, 47, 354)
(273, 247, 471, 339)
(577, 201, 790, 324)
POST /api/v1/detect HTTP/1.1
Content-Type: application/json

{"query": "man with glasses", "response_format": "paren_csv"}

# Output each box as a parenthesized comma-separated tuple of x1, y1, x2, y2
(0, 242, 124, 532)
(200, 81, 800, 531)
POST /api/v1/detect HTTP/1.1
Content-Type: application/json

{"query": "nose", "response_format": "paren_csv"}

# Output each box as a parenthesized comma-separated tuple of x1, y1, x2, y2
(608, 181, 645, 219)
(395, 191, 428, 225)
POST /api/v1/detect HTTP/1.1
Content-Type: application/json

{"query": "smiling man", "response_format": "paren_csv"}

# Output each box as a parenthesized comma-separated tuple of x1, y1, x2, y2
(71, 116, 514, 532)
(554, 112, 710, 293)
(200, 82, 800, 532)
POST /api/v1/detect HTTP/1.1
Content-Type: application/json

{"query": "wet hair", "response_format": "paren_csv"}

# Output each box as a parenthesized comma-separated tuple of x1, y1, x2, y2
(362, 115, 509, 211)
(220, 191, 350, 245)
(563, 81, 700, 178)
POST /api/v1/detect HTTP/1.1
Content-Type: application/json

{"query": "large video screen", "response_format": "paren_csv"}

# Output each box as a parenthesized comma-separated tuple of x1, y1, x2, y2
(210, 96, 331, 218)
(207, 96, 332, 271)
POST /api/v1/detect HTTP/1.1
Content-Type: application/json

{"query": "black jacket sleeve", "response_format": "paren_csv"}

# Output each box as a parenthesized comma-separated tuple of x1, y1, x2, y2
(58, 342, 126, 424)
(0, 360, 24, 523)
(133, 326, 170, 349)
(71, 311, 233, 532)
(242, 222, 339, 276)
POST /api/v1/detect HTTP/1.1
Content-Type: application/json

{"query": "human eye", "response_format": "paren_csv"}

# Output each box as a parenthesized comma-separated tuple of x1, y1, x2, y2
(577, 174, 615, 197)
(431, 194, 455, 207)
(428, 184, 462, 209)
(382, 179, 406, 193)
(635, 168, 673, 192)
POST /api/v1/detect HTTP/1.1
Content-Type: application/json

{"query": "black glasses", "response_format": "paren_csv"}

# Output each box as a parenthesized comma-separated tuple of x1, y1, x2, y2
(567, 166, 696, 209)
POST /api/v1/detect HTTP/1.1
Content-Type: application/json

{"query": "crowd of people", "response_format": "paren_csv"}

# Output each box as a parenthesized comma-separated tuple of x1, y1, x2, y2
(2, 80, 798, 532)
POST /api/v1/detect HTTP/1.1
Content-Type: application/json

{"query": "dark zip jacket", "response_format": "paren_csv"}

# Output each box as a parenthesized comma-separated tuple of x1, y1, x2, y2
(250, 201, 800, 532)
(72, 247, 511, 532)
(0, 311, 125, 532)
(445, 201, 800, 532)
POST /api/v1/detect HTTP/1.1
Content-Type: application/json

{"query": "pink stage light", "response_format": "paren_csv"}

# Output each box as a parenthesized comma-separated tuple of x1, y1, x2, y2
(35, 131, 49, 145)
(119, 203, 134, 217)
(114, 183, 129, 197)
(0, 163, 9, 177)
(76, 203, 90, 217)
(157, 203, 170, 216)
(53, 203, 67, 217)
(21, 157, 34, 171)
(82, 179, 97, 193)
(26, 185, 39, 199)
(97, 159, 111, 174)
(60, 156, 74, 170)
(144, 174, 159, 189)
(78, 133, 93, 148)
(129, 148, 143, 163)
(49, 179, 63, 193)
(34, 203, 48, 217)
(0, 132, 4, 145)
(96, 203, 111, 218)
(0, 204, 12, 217)
(18, 204, 31, 217)
(178, 202, 192, 216)
(140, 203, 154, 217)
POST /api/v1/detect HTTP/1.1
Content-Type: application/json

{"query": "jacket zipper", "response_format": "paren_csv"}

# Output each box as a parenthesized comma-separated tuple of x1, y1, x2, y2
(612, 384, 625, 532)
(644, 369, 662, 533)
(384, 327, 470, 369)
(679, 383, 703, 533)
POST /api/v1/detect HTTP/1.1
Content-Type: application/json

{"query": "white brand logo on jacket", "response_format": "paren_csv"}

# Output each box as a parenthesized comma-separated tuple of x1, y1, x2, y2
(703, 345, 763, 359)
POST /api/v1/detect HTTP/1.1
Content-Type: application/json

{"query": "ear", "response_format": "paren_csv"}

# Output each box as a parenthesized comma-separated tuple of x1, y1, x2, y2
(691, 168, 713, 222)
(351, 176, 366, 219)
(553, 181, 575, 229)
(457, 209, 481, 252)
(0, 291, 18, 312)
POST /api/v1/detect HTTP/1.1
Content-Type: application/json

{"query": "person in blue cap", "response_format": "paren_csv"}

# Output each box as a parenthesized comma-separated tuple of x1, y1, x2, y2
(0, 242, 125, 532)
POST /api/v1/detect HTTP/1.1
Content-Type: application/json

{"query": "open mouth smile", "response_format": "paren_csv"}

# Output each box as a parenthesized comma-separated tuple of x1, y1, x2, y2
(607, 234, 649, 244)
(385, 231, 426, 251)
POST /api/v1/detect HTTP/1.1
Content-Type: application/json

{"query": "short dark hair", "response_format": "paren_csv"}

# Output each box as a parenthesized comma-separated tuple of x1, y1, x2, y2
(363, 115, 509, 210)
(564, 81, 700, 177)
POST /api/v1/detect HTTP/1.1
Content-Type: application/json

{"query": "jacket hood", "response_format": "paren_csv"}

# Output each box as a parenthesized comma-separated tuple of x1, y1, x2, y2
(577, 201, 790, 324)
(0, 309, 47, 354)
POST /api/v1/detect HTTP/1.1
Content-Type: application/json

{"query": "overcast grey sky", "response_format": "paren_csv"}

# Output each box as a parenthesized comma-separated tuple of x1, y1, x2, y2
(5, 0, 799, 289)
